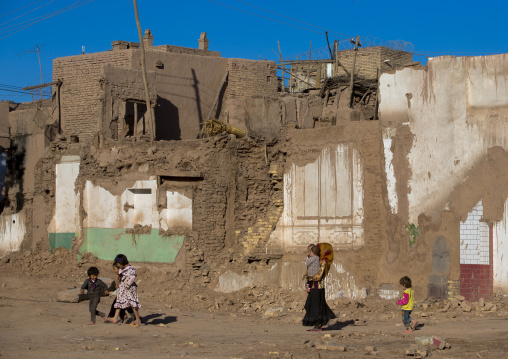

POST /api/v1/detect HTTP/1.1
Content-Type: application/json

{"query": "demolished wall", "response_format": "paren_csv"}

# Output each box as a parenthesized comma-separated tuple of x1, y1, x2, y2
(379, 54, 508, 298)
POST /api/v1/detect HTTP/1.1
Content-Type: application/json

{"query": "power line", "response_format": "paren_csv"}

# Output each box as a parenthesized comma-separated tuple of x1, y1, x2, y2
(0, 0, 92, 32)
(206, 0, 324, 35)
(0, 0, 56, 27)
(0, 0, 45, 19)
(234, 0, 352, 39)
(0, 0, 95, 40)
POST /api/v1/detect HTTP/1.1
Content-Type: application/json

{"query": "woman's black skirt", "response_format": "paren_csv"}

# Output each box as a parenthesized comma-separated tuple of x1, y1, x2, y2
(302, 288, 337, 327)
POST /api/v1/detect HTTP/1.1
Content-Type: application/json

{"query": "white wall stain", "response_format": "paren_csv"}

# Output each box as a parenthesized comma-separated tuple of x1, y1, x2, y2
(379, 55, 508, 224)
(494, 199, 508, 293)
(0, 212, 26, 253)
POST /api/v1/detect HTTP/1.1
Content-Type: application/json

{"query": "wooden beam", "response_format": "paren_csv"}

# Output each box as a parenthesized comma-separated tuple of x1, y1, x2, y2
(277, 41, 285, 92)
(23, 80, 60, 91)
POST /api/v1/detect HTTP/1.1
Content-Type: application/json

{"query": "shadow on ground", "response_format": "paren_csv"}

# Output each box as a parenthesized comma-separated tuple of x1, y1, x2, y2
(142, 313, 178, 325)
(324, 319, 355, 331)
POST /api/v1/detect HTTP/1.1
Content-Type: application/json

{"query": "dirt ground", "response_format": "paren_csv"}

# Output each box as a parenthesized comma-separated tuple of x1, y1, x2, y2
(1, 263, 508, 359)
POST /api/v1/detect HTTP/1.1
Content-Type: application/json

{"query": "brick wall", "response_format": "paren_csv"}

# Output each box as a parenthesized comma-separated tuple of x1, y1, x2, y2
(152, 45, 220, 57)
(226, 59, 278, 98)
(53, 51, 132, 143)
(459, 200, 493, 300)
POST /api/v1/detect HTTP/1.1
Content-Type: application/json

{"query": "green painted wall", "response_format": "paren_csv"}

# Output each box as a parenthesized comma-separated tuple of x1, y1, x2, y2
(79, 228, 184, 263)
(48, 232, 75, 252)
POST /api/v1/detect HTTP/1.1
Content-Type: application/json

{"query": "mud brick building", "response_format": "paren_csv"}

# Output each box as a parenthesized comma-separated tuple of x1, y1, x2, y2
(2, 30, 508, 306)
(52, 31, 277, 144)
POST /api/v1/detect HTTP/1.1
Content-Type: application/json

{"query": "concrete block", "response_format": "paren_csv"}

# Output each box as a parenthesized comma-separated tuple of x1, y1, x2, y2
(263, 307, 288, 318)
(460, 301, 472, 312)
(415, 337, 433, 346)
(315, 345, 346, 351)
(432, 337, 446, 350)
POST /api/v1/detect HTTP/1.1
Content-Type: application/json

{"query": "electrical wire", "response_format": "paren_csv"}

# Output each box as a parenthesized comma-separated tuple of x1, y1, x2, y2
(0, 0, 92, 32)
(0, 0, 56, 27)
(0, 0, 45, 19)
(234, 0, 352, 38)
(206, 0, 324, 35)
(0, 0, 95, 40)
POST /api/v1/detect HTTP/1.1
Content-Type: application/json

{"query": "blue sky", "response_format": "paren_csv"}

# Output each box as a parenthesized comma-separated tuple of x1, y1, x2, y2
(0, 0, 507, 103)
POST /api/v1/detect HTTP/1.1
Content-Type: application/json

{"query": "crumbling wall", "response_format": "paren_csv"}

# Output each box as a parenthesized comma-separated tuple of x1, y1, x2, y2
(379, 53, 508, 296)
(379, 54, 508, 224)
(28, 134, 281, 287)
(101, 65, 157, 140)
(336, 47, 413, 79)
(53, 51, 132, 143)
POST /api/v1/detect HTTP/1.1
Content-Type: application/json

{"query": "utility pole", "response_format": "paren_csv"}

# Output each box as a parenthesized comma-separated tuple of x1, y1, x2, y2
(307, 41, 312, 87)
(26, 44, 44, 100)
(349, 35, 361, 108)
(277, 41, 285, 92)
(132, 0, 154, 142)
(325, 31, 334, 60)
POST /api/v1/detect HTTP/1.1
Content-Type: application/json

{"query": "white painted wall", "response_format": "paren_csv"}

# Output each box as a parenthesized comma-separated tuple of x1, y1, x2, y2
(160, 191, 192, 230)
(493, 199, 508, 292)
(460, 200, 489, 265)
(324, 262, 367, 299)
(50, 156, 80, 233)
(269, 144, 364, 252)
(382, 129, 398, 214)
(0, 211, 26, 253)
(84, 179, 193, 230)
(379, 54, 508, 224)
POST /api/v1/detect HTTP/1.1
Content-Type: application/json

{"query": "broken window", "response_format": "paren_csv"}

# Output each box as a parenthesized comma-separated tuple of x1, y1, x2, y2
(121, 100, 148, 139)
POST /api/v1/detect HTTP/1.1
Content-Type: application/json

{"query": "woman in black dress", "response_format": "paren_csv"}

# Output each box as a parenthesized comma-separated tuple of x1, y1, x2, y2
(302, 245, 336, 331)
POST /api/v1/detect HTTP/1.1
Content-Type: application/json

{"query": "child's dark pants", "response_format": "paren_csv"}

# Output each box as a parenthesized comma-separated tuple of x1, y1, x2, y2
(401, 309, 412, 328)
(108, 297, 134, 320)
(89, 294, 105, 322)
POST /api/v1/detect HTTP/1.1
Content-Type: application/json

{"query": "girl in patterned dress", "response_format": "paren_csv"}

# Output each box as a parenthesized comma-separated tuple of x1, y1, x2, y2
(106, 254, 142, 326)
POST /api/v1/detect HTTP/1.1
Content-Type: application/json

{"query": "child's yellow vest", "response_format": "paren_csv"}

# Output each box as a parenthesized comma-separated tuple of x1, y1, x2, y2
(402, 288, 414, 310)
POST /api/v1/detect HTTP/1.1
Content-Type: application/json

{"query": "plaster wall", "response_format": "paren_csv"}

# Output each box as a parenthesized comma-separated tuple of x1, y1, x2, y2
(84, 180, 192, 231)
(84, 179, 158, 229)
(131, 50, 228, 140)
(0, 211, 26, 254)
(379, 54, 508, 224)
(268, 144, 364, 253)
(382, 131, 398, 214)
(53, 157, 80, 233)
(493, 199, 508, 293)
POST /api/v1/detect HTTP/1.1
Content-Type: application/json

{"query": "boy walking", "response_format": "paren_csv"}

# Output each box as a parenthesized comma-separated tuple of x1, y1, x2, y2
(81, 267, 109, 324)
